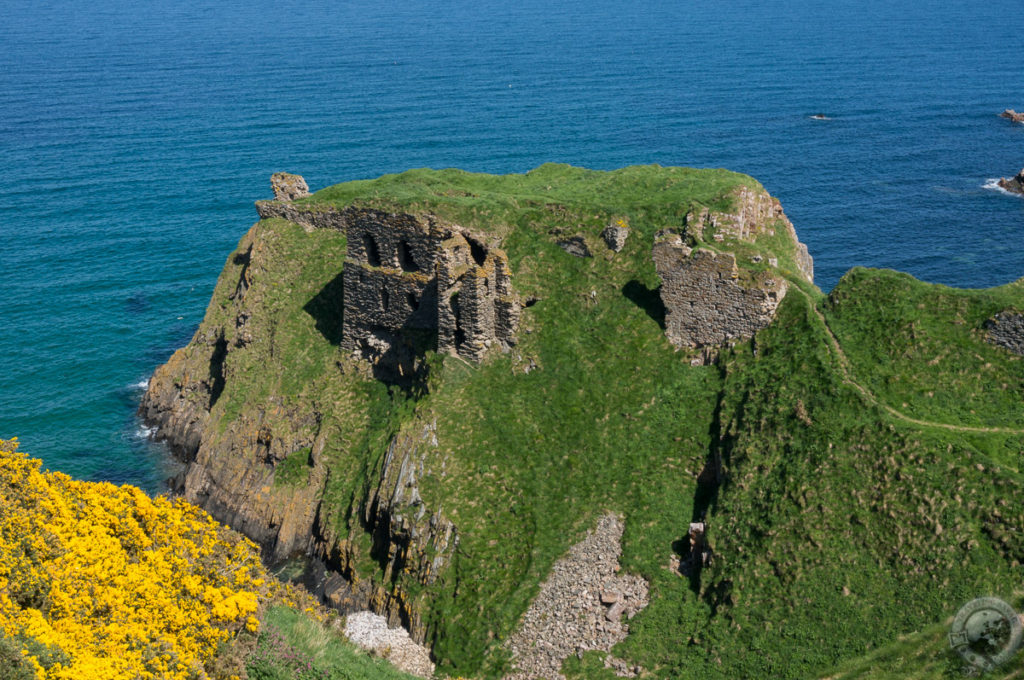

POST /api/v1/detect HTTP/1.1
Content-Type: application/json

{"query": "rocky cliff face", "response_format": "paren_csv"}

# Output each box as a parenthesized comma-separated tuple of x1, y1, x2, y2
(139, 166, 829, 674)
(139, 212, 458, 643)
(141, 222, 329, 561)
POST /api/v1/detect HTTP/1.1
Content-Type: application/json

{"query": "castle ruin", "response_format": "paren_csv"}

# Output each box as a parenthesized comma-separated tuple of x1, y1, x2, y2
(652, 186, 814, 364)
(341, 209, 519, 369)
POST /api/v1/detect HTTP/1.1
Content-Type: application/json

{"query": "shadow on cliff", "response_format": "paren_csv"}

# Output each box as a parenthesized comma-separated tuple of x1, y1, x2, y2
(304, 271, 346, 345)
(622, 280, 666, 329)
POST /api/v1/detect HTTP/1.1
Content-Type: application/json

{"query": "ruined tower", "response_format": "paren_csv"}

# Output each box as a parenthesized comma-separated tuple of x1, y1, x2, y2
(341, 209, 518, 369)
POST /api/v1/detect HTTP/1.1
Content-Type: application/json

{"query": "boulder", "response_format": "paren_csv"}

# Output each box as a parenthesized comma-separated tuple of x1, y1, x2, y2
(601, 221, 629, 252)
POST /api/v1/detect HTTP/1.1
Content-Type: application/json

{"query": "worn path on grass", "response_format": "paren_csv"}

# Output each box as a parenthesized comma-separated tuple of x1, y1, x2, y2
(792, 287, 1024, 436)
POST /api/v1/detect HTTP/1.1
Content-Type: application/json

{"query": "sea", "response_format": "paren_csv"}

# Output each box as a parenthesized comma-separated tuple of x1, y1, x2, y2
(2, 0, 1023, 489)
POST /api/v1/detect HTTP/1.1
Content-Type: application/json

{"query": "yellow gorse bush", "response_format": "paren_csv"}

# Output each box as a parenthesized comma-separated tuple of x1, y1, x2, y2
(0, 438, 273, 679)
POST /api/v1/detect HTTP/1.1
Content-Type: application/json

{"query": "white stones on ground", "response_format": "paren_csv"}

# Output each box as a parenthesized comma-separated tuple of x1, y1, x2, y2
(343, 611, 435, 678)
(504, 513, 650, 680)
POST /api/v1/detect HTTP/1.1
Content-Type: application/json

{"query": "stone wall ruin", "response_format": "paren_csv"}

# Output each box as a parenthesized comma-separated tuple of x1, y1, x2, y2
(984, 311, 1024, 355)
(341, 209, 519, 368)
(652, 186, 813, 363)
(257, 173, 519, 371)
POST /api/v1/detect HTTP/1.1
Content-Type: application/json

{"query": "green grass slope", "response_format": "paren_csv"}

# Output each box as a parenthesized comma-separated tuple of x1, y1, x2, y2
(684, 291, 1023, 677)
(825, 268, 1024, 431)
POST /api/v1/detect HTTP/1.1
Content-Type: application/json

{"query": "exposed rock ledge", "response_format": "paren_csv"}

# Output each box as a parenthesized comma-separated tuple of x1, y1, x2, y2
(505, 513, 649, 680)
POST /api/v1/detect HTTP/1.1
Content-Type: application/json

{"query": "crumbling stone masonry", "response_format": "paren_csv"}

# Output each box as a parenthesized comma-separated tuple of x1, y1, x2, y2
(256, 173, 348, 232)
(341, 209, 519, 364)
(270, 172, 311, 201)
(255, 173, 519, 366)
(985, 311, 1024, 355)
(654, 233, 788, 354)
(652, 186, 813, 362)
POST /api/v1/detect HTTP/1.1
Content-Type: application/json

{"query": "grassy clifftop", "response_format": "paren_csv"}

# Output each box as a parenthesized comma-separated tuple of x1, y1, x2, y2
(145, 164, 1024, 678)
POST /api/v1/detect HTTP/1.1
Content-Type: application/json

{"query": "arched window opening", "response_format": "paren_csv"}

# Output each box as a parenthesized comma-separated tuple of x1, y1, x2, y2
(397, 241, 420, 272)
(407, 293, 420, 312)
(363, 234, 382, 267)
(381, 286, 390, 311)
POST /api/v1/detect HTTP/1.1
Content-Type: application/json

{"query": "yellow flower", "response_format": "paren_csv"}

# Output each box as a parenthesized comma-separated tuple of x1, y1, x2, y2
(0, 438, 290, 680)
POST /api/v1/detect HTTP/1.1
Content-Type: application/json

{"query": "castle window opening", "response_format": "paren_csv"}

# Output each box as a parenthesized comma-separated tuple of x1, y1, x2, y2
(466, 236, 487, 267)
(381, 286, 390, 311)
(407, 293, 419, 312)
(363, 234, 382, 267)
(397, 240, 420, 272)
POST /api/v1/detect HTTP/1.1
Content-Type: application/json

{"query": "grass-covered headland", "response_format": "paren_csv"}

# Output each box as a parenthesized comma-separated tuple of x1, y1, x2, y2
(52, 163, 1024, 678)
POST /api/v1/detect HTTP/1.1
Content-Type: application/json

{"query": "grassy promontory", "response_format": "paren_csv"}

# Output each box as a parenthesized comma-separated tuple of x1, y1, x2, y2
(142, 164, 1024, 678)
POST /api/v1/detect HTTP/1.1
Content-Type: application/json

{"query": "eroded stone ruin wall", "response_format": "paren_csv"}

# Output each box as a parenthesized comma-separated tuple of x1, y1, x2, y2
(435, 232, 517, 362)
(255, 200, 350, 232)
(341, 209, 518, 364)
(651, 185, 814, 361)
(255, 173, 518, 365)
(985, 311, 1024, 355)
(684, 187, 814, 284)
(653, 233, 787, 352)
(341, 210, 440, 363)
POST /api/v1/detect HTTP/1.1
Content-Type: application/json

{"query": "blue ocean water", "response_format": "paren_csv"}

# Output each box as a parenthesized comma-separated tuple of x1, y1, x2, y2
(2, 0, 1024, 488)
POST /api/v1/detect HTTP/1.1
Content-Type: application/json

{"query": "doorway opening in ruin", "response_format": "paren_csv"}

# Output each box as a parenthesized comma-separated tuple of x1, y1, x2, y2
(363, 234, 382, 267)
(453, 294, 466, 348)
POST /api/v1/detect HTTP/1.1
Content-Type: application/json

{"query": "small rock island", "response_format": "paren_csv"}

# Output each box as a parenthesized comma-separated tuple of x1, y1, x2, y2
(1000, 108, 1024, 124)
(998, 168, 1024, 195)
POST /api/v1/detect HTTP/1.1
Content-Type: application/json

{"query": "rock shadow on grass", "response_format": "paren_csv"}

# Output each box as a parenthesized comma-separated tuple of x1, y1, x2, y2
(622, 280, 665, 329)
(303, 271, 346, 346)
